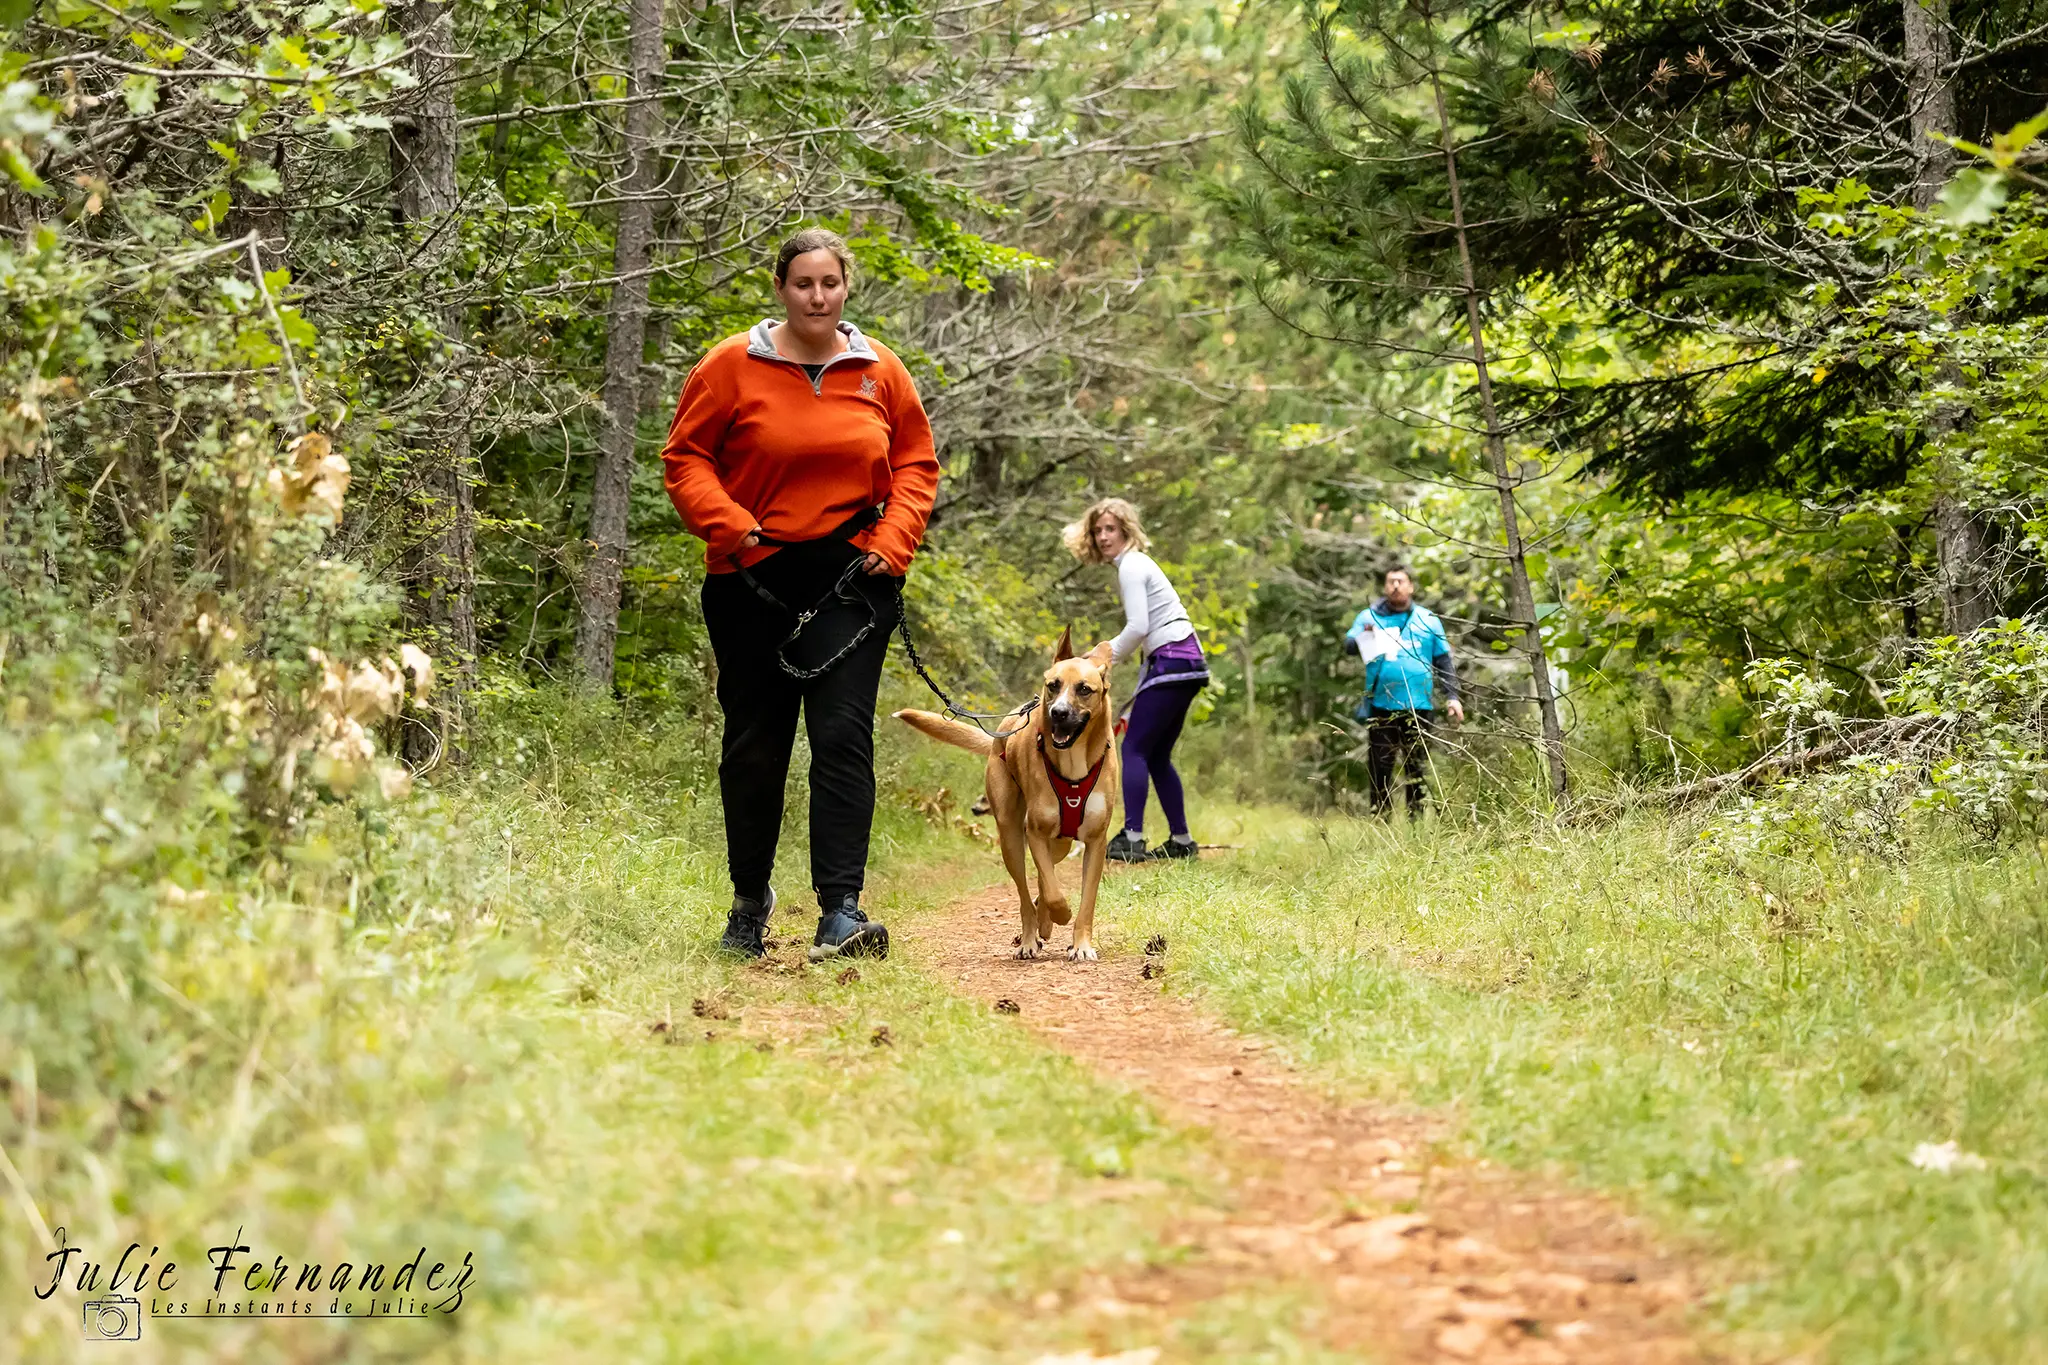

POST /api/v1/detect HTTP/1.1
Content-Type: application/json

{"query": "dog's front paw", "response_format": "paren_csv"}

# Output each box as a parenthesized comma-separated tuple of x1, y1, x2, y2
(1067, 943, 1098, 962)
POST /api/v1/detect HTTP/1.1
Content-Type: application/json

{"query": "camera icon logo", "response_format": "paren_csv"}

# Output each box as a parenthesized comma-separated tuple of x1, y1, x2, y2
(82, 1296, 142, 1341)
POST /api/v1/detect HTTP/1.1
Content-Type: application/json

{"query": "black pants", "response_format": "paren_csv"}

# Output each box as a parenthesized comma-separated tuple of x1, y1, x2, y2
(1365, 707, 1432, 816)
(700, 541, 898, 905)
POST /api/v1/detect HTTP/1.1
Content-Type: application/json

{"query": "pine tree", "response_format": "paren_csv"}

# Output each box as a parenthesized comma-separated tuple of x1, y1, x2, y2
(1477, 0, 2048, 634)
(1229, 0, 1572, 801)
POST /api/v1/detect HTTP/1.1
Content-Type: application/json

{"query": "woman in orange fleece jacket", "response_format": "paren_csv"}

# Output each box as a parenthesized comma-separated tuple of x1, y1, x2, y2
(662, 228, 939, 962)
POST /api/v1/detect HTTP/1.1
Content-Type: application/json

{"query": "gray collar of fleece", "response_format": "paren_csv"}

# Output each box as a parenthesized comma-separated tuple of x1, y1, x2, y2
(746, 318, 876, 365)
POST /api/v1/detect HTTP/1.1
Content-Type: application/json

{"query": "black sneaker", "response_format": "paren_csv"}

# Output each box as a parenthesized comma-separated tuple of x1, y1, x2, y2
(809, 893, 889, 962)
(1156, 835, 1199, 860)
(721, 885, 776, 958)
(1107, 831, 1149, 864)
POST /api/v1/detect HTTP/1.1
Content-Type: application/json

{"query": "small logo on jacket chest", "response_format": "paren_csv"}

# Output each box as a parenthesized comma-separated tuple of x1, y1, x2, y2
(859, 375, 879, 397)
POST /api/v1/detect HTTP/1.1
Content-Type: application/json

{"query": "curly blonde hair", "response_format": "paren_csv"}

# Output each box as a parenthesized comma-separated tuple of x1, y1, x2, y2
(1062, 497, 1151, 564)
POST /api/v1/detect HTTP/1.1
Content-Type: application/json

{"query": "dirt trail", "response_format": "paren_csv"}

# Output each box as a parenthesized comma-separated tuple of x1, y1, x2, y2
(916, 880, 1720, 1365)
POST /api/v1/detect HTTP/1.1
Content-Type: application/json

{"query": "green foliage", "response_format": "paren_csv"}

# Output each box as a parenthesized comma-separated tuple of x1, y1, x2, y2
(1798, 183, 2048, 568)
(1707, 624, 2048, 862)
(2, 689, 1349, 1361)
(1226, 0, 1564, 332)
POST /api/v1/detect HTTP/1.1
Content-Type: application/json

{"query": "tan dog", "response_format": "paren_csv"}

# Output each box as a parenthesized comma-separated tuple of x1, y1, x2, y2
(895, 627, 1119, 960)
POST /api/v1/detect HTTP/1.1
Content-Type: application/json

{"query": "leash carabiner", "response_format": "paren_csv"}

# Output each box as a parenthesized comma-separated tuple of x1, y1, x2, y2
(774, 559, 881, 683)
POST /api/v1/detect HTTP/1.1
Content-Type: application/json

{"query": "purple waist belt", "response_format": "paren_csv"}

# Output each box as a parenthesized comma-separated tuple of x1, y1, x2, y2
(1121, 632, 1208, 714)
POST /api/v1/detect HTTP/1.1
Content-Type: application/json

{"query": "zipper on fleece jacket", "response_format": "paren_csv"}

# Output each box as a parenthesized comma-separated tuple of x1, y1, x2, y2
(745, 318, 878, 395)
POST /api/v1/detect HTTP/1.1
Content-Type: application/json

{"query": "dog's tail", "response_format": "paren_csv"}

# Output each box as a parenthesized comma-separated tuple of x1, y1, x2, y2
(893, 709, 1002, 755)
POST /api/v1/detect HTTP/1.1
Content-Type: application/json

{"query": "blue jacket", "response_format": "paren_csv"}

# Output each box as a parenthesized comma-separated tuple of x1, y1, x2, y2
(1345, 598, 1458, 715)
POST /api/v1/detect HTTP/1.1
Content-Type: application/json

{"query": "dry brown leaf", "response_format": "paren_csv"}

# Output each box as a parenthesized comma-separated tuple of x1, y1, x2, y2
(1514, 1269, 1593, 1307)
(1328, 1212, 1430, 1266)
(269, 432, 351, 520)
(1452, 1296, 1535, 1325)
(399, 642, 435, 698)
(1435, 1320, 1493, 1359)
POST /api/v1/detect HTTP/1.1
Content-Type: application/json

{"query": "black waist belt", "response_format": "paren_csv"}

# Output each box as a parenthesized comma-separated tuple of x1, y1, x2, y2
(730, 503, 885, 612)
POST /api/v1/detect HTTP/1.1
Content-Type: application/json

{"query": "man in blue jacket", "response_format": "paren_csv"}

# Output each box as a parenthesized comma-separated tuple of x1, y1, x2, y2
(1344, 565, 1463, 817)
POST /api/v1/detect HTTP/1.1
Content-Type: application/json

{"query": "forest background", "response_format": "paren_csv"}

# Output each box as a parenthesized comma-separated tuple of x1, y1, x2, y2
(8, 0, 2048, 804)
(7, 0, 2048, 1357)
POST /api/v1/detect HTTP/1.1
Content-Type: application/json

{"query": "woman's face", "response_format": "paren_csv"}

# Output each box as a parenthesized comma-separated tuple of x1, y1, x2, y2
(1092, 514, 1128, 558)
(773, 249, 848, 339)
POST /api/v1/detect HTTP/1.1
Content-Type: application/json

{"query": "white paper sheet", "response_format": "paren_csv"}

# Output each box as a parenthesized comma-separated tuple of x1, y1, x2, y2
(1351, 634, 1400, 671)
(1355, 626, 1400, 664)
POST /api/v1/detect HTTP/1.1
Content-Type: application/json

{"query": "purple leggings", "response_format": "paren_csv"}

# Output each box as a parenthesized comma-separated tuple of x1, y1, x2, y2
(1121, 683, 1200, 837)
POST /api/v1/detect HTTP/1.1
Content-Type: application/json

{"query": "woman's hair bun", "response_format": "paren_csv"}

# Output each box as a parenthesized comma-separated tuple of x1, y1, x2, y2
(774, 228, 854, 285)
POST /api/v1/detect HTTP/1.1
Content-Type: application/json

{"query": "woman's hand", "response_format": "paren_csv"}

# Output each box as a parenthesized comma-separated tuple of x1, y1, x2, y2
(1446, 698, 1466, 724)
(742, 528, 885, 574)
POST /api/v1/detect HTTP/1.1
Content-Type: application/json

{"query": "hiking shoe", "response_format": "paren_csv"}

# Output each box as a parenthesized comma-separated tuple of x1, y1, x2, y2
(809, 893, 889, 962)
(1156, 835, 1199, 860)
(1107, 831, 1149, 864)
(720, 885, 775, 958)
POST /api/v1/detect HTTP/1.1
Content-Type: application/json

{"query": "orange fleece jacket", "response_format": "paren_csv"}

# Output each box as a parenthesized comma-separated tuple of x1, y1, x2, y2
(660, 322, 940, 574)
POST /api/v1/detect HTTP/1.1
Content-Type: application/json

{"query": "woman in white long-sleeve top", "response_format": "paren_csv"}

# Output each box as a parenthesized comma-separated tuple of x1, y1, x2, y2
(1064, 498, 1208, 862)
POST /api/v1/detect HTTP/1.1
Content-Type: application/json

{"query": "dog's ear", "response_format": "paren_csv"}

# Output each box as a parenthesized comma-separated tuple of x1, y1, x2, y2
(1086, 640, 1114, 671)
(1053, 624, 1075, 662)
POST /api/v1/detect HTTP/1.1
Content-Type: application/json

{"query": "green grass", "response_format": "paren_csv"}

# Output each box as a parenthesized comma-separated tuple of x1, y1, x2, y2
(22, 680, 2048, 1363)
(1111, 810, 2048, 1365)
(3, 699, 1353, 1364)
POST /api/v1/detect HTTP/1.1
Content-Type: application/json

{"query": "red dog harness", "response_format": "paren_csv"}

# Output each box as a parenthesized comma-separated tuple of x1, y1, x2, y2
(1039, 738, 1107, 839)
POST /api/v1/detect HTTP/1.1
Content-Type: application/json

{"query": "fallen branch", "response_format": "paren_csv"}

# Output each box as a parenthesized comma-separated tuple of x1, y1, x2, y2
(1651, 713, 1944, 808)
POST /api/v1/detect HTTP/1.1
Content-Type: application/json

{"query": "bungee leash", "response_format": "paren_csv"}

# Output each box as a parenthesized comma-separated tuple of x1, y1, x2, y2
(731, 505, 1037, 739)
(890, 597, 1040, 740)
(730, 507, 887, 683)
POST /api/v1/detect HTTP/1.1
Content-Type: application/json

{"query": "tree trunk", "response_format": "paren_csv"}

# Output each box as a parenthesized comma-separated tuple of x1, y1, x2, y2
(1903, 0, 1997, 632)
(1901, 0, 1955, 211)
(969, 437, 1007, 502)
(1429, 67, 1569, 802)
(391, 0, 478, 763)
(1934, 497, 1996, 630)
(574, 0, 666, 688)
(1242, 618, 1260, 774)
(1241, 619, 1258, 722)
